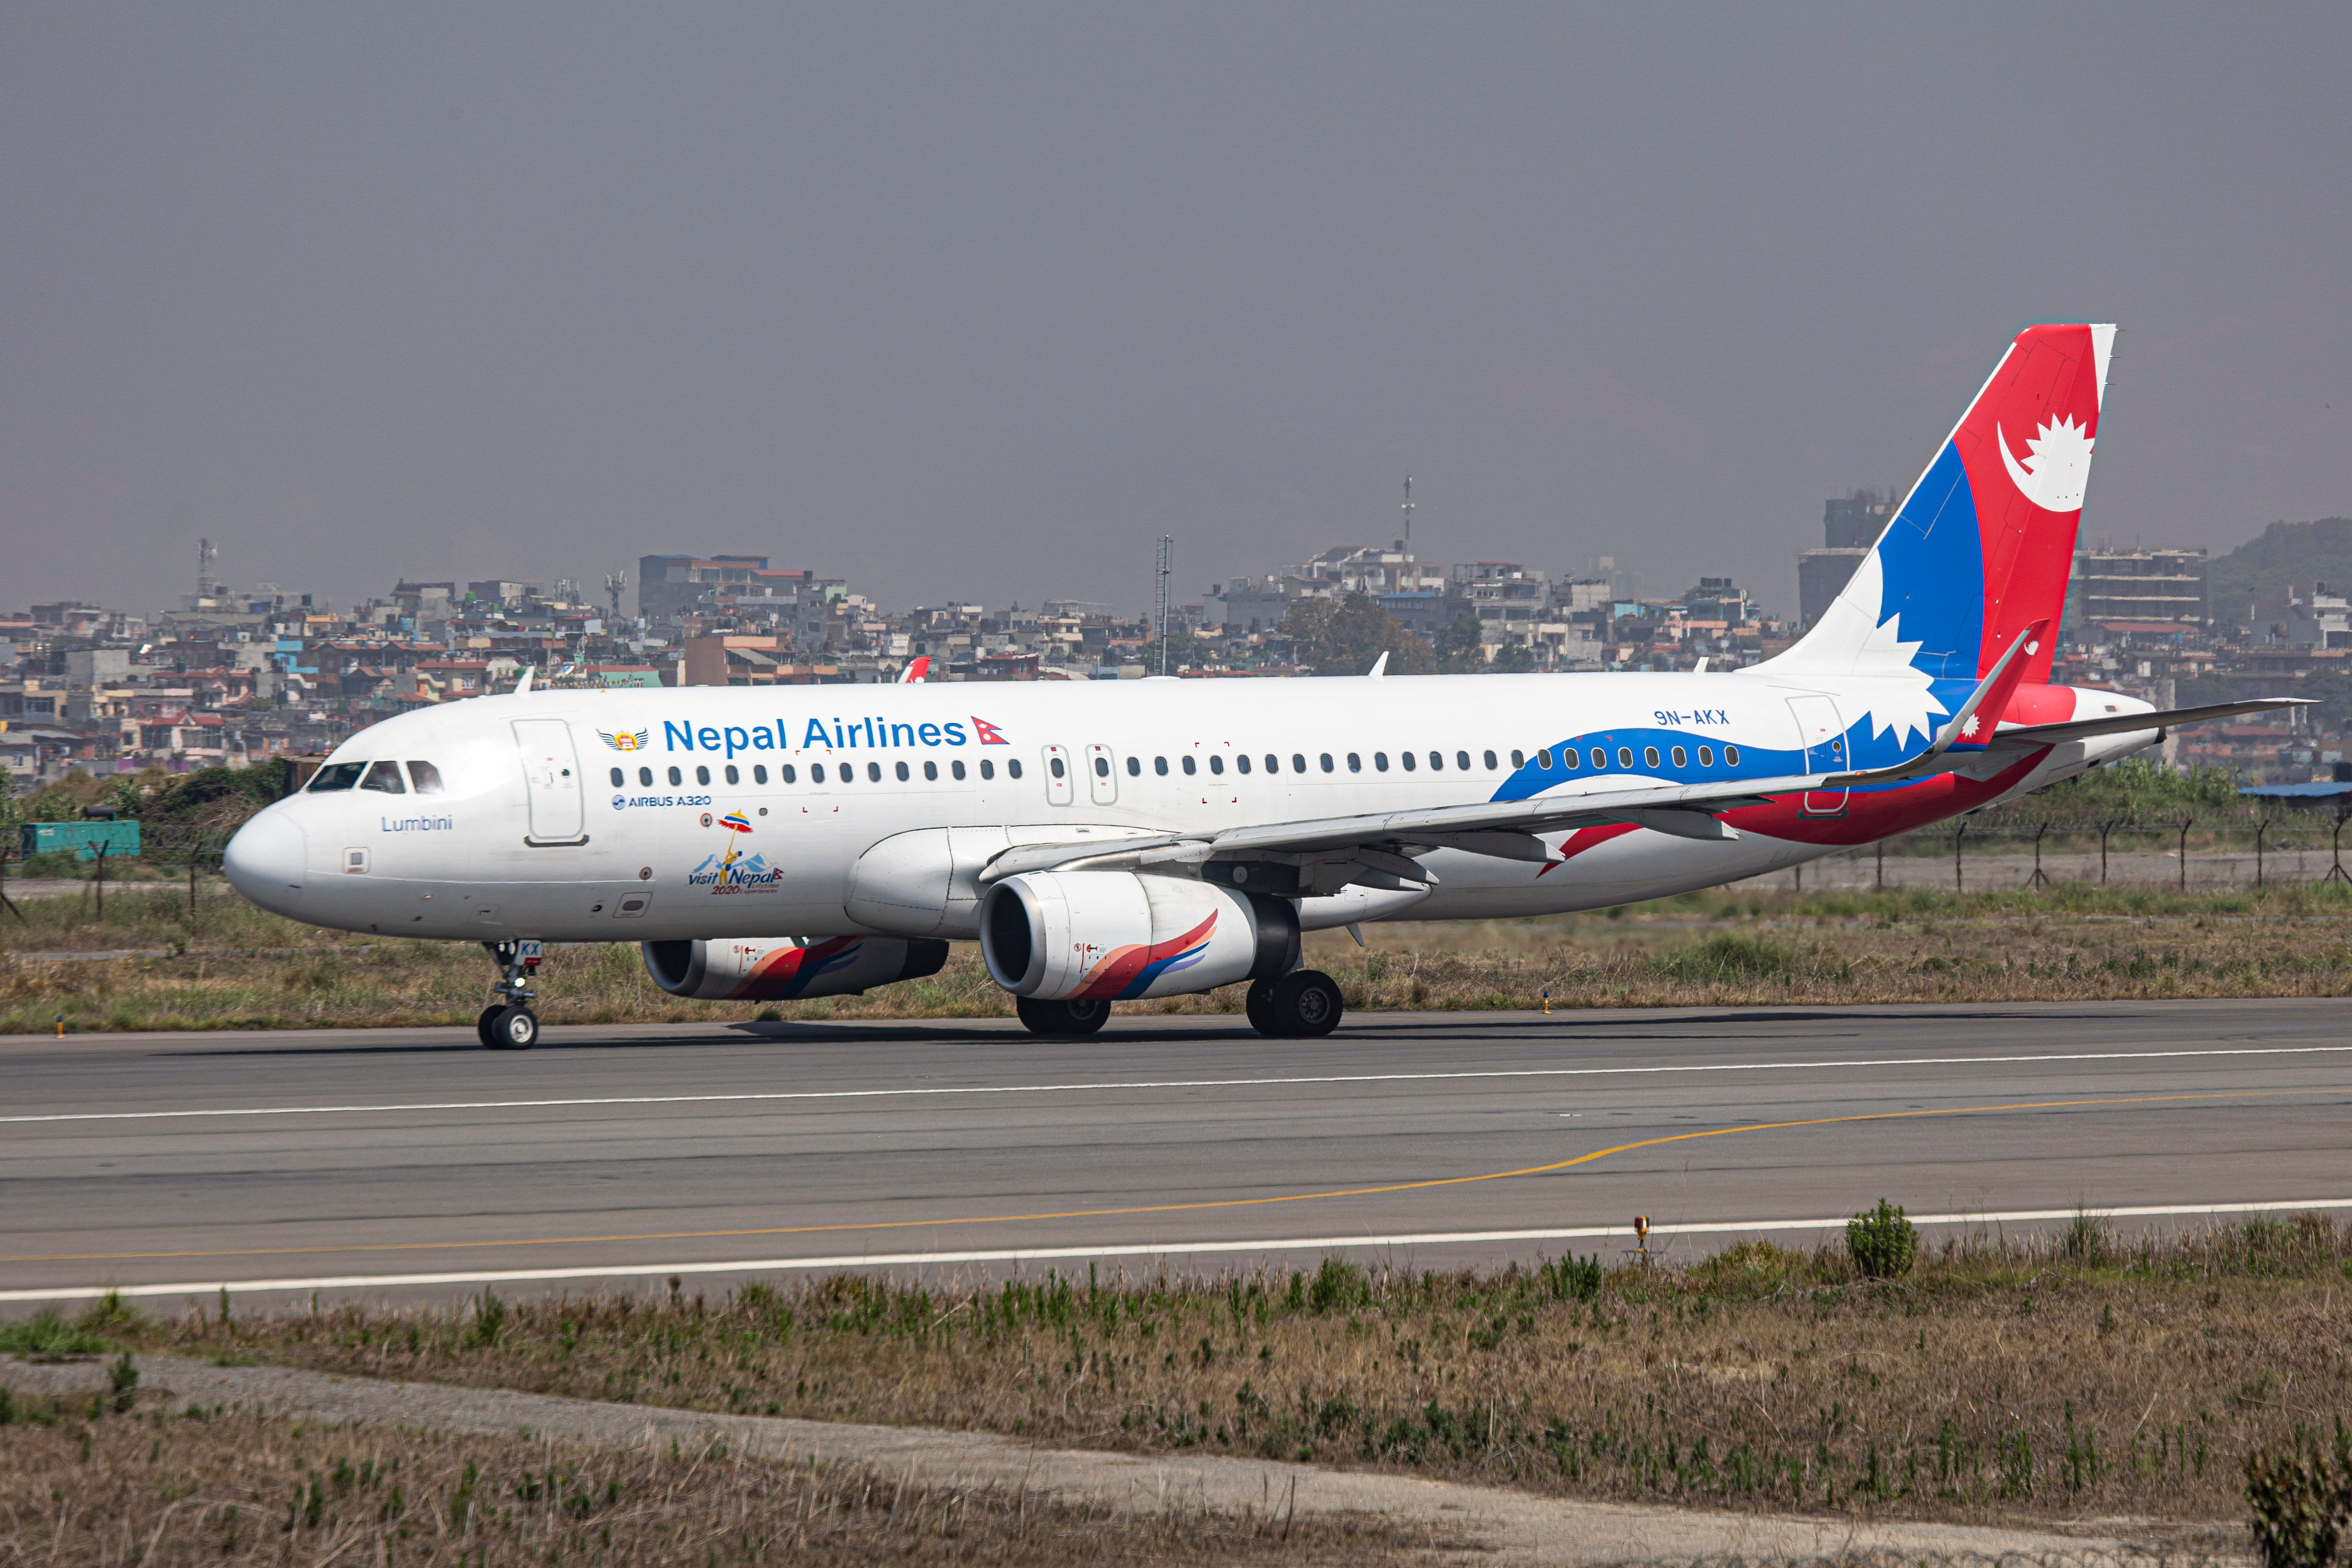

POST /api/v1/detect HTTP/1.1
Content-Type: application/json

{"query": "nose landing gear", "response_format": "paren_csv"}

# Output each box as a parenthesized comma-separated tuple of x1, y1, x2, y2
(478, 940, 544, 1050)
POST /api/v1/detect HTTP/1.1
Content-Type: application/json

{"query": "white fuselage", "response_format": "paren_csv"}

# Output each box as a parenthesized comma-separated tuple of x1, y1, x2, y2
(224, 669, 2154, 944)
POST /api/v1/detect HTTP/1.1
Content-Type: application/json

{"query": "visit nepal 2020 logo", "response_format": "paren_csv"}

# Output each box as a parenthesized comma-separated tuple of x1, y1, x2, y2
(688, 808, 785, 895)
(609, 715, 1010, 759)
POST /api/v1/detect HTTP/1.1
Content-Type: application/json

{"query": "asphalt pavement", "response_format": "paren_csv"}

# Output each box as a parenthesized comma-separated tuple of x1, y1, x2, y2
(4, 999, 2348, 1309)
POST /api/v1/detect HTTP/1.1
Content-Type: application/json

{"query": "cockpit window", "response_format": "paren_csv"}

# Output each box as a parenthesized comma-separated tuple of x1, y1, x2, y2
(407, 761, 445, 795)
(361, 761, 406, 794)
(307, 762, 366, 792)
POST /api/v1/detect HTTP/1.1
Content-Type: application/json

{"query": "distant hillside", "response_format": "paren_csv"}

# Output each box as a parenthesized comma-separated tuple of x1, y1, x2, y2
(2207, 517, 2352, 623)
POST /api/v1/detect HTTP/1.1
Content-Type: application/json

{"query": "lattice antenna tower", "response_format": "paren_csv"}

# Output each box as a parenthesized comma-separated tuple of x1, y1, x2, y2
(1154, 535, 1173, 677)
(1398, 475, 1414, 554)
(197, 537, 218, 599)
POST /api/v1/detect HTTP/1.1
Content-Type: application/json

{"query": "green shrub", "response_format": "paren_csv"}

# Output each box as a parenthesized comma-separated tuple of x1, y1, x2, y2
(2244, 1421, 2352, 1568)
(1541, 1254, 1603, 1301)
(0, 1308, 111, 1358)
(1845, 1199, 1918, 1279)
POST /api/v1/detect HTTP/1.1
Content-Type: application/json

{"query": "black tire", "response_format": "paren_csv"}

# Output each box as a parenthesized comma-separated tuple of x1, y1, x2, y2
(1245, 978, 1279, 1036)
(1268, 970, 1343, 1038)
(1015, 996, 1111, 1036)
(476, 1005, 505, 1049)
(487, 1005, 540, 1050)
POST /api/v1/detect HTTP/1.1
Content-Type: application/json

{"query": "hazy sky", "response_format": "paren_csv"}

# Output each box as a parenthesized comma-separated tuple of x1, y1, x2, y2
(5, 5, 2349, 620)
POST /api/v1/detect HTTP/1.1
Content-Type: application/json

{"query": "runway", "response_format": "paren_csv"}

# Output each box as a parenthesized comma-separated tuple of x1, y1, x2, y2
(4, 999, 2349, 1307)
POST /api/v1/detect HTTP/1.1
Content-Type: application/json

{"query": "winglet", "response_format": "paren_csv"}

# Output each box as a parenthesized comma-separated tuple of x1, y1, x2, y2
(513, 667, 534, 696)
(1367, 651, 1389, 679)
(898, 655, 931, 685)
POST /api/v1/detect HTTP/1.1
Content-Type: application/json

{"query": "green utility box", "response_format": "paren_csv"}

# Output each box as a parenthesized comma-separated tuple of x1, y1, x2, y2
(20, 821, 141, 860)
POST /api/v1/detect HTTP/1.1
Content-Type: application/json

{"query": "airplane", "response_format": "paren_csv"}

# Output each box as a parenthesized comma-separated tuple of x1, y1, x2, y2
(223, 322, 2297, 1050)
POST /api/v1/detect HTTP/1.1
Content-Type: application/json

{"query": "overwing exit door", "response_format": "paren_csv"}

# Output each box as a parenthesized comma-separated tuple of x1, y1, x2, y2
(513, 718, 588, 844)
(1041, 744, 1075, 806)
(1786, 695, 1850, 817)
(1084, 743, 1118, 804)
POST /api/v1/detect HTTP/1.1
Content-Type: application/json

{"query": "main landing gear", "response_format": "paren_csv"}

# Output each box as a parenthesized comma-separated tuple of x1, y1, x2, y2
(1246, 970, 1344, 1038)
(1016, 995, 1110, 1037)
(477, 939, 543, 1050)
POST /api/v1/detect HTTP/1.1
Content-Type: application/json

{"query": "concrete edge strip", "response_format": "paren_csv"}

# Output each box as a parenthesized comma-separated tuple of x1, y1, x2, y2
(7, 1196, 2347, 1302)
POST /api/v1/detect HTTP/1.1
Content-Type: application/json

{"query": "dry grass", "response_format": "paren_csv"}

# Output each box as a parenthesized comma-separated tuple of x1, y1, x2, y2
(108, 1218, 2352, 1533)
(0, 1392, 1417, 1566)
(11, 883, 2352, 1032)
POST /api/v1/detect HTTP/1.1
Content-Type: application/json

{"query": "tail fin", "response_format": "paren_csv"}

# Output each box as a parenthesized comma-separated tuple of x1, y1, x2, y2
(1772, 323, 2115, 686)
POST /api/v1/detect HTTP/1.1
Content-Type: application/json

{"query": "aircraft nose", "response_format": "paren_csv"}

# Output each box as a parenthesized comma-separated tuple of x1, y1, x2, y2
(224, 807, 308, 915)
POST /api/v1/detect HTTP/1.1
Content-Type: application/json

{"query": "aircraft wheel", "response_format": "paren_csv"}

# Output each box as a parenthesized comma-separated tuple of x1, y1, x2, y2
(1261, 970, 1343, 1038)
(1015, 996, 1110, 1036)
(486, 1005, 540, 1050)
(476, 1005, 505, 1049)
(1244, 978, 1279, 1035)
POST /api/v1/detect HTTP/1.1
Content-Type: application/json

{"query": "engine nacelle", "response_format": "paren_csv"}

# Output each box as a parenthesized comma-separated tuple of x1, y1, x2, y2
(641, 936, 948, 1001)
(979, 872, 1296, 1001)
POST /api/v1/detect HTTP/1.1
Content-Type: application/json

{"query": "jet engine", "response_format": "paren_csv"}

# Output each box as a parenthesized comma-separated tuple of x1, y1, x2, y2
(641, 936, 947, 1001)
(979, 872, 1297, 1002)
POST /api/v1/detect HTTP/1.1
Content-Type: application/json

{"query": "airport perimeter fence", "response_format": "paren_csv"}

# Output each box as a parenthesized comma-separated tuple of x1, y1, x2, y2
(1765, 814, 2352, 894)
(0, 820, 235, 923)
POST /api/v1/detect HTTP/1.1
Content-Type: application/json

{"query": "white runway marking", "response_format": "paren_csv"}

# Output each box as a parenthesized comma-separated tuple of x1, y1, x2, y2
(8, 1197, 2349, 1302)
(7, 1043, 2350, 1127)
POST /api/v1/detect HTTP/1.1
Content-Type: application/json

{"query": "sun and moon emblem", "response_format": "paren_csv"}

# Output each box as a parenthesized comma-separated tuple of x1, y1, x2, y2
(597, 727, 651, 752)
(1995, 414, 2095, 513)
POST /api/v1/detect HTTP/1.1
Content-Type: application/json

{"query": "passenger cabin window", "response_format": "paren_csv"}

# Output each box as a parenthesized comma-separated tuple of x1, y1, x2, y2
(609, 767, 625, 788)
(408, 762, 445, 795)
(1560, 749, 1577, 771)
(951, 760, 966, 780)
(1292, 754, 1306, 772)
(1535, 748, 1553, 771)
(667, 766, 682, 785)
(1154, 756, 1169, 775)
(724, 764, 739, 785)
(1374, 752, 1389, 772)
(1347, 753, 1361, 772)
(307, 761, 366, 792)
(868, 762, 882, 782)
(1671, 746, 1687, 768)
(1235, 755, 1250, 774)
(1483, 750, 1497, 770)
(1126, 756, 1141, 776)
(1510, 750, 1525, 768)
(1320, 753, 1334, 772)
(979, 760, 995, 779)
(1617, 747, 1634, 769)
(1644, 746, 1661, 769)
(1589, 748, 1605, 768)
(696, 765, 712, 786)
(895, 761, 910, 781)
(1050, 757, 1066, 779)
(923, 760, 938, 780)
(1007, 759, 1023, 779)
(782, 764, 799, 783)
(1725, 745, 1741, 767)
(1399, 751, 1414, 771)
(638, 766, 653, 787)
(362, 760, 406, 792)
(811, 763, 827, 783)
(1209, 755, 1225, 775)
(754, 764, 769, 783)
(1697, 746, 1714, 767)
(1182, 756, 1196, 775)
(1454, 751, 1469, 771)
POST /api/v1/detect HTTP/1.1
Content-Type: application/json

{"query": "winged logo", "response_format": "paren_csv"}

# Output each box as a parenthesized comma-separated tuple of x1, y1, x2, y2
(598, 728, 650, 752)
